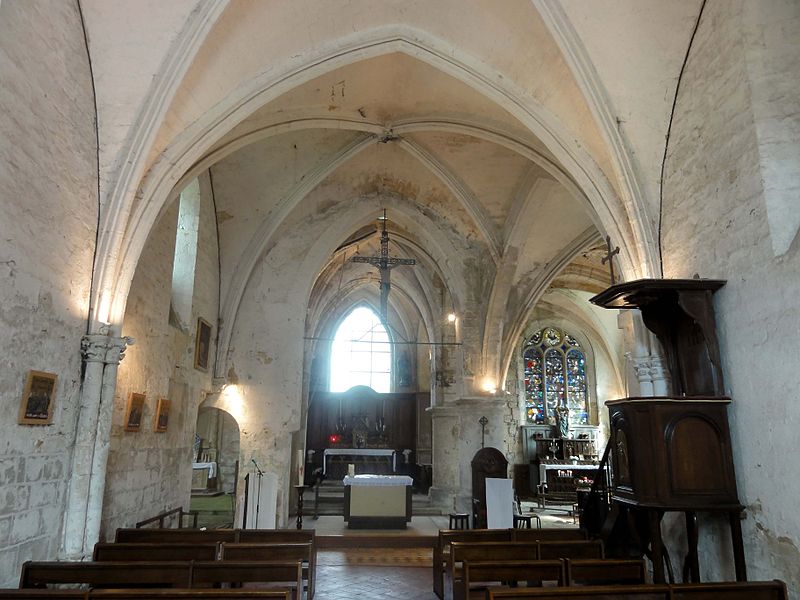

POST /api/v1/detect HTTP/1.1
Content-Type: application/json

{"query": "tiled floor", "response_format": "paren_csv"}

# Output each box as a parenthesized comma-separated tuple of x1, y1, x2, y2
(315, 564, 437, 599)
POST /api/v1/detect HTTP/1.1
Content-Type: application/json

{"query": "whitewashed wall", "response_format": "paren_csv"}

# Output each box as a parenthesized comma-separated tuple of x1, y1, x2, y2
(102, 177, 219, 538)
(0, 1, 96, 586)
(662, 0, 800, 592)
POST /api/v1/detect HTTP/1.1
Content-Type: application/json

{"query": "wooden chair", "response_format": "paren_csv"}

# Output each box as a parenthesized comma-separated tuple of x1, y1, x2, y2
(93, 543, 220, 562)
(460, 560, 563, 600)
(565, 559, 647, 586)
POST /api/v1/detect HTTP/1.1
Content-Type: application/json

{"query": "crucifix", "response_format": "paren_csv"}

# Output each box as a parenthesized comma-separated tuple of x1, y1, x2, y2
(479, 416, 488, 449)
(601, 235, 620, 285)
(350, 209, 416, 320)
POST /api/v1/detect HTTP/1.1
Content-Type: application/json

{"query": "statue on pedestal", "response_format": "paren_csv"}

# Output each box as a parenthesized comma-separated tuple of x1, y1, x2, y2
(556, 405, 570, 439)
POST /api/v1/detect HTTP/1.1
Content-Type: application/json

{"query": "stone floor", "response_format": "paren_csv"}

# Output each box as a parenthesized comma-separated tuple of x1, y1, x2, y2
(314, 564, 437, 599)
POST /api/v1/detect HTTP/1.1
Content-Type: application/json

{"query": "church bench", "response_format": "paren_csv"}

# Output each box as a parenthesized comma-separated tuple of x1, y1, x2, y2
(459, 560, 564, 600)
(434, 528, 513, 597)
(0, 592, 88, 599)
(668, 580, 788, 599)
(483, 580, 789, 600)
(564, 559, 647, 586)
(89, 592, 292, 600)
(485, 584, 671, 599)
(537, 540, 604, 560)
(19, 562, 193, 588)
(115, 528, 237, 544)
(447, 542, 542, 600)
(219, 543, 314, 599)
(434, 529, 588, 599)
(93, 543, 221, 561)
(189, 561, 302, 597)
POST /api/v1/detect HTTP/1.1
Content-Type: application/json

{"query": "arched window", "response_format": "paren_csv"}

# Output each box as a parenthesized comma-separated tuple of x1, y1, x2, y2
(523, 326, 589, 426)
(329, 306, 391, 393)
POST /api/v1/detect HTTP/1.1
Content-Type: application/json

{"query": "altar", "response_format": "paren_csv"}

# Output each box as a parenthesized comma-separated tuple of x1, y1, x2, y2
(323, 448, 396, 475)
(343, 474, 413, 529)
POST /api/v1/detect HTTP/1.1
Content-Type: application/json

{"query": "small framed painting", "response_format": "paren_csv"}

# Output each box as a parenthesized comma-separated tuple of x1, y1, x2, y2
(18, 370, 57, 425)
(124, 392, 146, 432)
(194, 317, 212, 372)
(153, 398, 170, 433)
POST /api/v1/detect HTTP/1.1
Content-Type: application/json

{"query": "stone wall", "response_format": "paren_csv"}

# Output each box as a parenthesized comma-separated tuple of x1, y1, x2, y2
(662, 0, 800, 591)
(102, 177, 219, 538)
(0, 1, 96, 586)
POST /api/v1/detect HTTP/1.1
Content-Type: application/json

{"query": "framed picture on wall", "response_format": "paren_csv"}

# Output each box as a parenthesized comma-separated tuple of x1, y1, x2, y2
(124, 392, 146, 432)
(194, 317, 212, 372)
(153, 398, 170, 432)
(18, 370, 57, 425)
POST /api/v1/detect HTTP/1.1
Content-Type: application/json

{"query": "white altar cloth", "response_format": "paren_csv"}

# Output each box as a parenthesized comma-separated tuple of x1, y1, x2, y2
(538, 462, 598, 483)
(343, 474, 413, 486)
(323, 448, 396, 474)
(192, 461, 217, 478)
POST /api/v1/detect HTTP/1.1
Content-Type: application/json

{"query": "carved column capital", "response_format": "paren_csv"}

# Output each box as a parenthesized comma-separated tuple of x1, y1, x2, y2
(81, 334, 135, 365)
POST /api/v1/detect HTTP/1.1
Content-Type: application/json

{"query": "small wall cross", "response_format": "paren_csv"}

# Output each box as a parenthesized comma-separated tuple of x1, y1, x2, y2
(479, 416, 488, 449)
(601, 235, 620, 284)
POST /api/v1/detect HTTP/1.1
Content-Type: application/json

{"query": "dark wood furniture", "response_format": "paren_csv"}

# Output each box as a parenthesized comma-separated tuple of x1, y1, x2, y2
(93, 543, 219, 562)
(449, 513, 470, 529)
(470, 448, 508, 529)
(591, 279, 745, 583)
(460, 560, 564, 600)
(564, 558, 647, 586)
(485, 580, 788, 599)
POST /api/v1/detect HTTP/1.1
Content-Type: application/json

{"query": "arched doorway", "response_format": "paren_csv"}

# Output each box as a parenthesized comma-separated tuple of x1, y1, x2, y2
(191, 406, 241, 528)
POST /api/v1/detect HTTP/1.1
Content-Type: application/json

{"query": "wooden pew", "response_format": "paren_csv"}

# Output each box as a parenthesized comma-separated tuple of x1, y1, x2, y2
(565, 559, 647, 586)
(93, 543, 220, 562)
(190, 561, 302, 598)
(0, 592, 87, 599)
(460, 560, 563, 600)
(486, 584, 671, 599)
(434, 529, 589, 599)
(115, 528, 237, 544)
(220, 543, 315, 599)
(537, 541, 604, 560)
(512, 530, 588, 542)
(19, 562, 192, 589)
(90, 592, 292, 600)
(668, 581, 788, 599)
(447, 542, 541, 600)
(434, 530, 512, 599)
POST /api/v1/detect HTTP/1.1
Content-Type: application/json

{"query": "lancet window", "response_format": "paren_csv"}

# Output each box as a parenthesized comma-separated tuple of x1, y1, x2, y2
(329, 306, 392, 393)
(523, 327, 589, 426)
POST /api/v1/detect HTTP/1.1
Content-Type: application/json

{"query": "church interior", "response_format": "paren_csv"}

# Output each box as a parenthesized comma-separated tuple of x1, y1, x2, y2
(0, 0, 798, 596)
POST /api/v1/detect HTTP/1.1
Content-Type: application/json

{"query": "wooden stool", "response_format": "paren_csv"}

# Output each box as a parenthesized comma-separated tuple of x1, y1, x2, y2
(513, 514, 532, 529)
(449, 512, 470, 529)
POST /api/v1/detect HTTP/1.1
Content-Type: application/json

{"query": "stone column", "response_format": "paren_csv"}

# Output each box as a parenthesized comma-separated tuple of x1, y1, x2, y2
(428, 405, 461, 510)
(61, 329, 132, 559)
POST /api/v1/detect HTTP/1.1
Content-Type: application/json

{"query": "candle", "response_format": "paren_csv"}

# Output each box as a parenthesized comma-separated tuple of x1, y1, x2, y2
(348, 463, 355, 477)
(296, 449, 305, 484)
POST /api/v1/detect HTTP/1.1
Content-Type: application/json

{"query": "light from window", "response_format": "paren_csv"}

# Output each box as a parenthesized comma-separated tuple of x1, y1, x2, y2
(523, 327, 588, 425)
(330, 307, 391, 393)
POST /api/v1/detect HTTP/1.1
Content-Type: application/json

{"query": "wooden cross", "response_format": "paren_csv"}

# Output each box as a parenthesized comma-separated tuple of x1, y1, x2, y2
(350, 209, 416, 320)
(601, 235, 620, 284)
(479, 416, 489, 449)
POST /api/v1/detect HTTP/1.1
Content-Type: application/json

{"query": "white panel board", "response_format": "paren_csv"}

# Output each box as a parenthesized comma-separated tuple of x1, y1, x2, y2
(485, 477, 514, 529)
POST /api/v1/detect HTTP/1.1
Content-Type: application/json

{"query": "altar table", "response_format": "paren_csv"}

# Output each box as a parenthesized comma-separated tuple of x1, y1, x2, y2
(343, 474, 413, 529)
(322, 448, 396, 475)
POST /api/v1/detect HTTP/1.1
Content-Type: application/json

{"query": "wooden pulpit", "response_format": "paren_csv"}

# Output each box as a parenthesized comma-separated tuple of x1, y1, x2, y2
(591, 279, 746, 583)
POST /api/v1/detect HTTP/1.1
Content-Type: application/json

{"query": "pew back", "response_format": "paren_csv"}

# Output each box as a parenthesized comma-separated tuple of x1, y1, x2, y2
(93, 543, 220, 562)
(115, 529, 236, 543)
(20, 562, 192, 589)
(461, 560, 563, 600)
(537, 540, 604, 560)
(565, 559, 647, 586)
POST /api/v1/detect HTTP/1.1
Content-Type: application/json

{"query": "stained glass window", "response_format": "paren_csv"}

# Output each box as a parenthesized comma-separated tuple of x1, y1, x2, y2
(523, 327, 589, 425)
